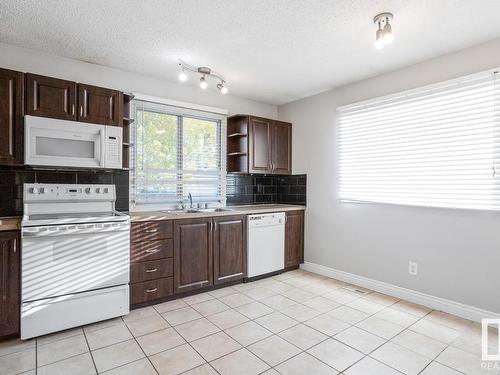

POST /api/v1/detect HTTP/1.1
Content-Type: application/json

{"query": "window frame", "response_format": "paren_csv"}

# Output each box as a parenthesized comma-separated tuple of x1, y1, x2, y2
(129, 99, 227, 211)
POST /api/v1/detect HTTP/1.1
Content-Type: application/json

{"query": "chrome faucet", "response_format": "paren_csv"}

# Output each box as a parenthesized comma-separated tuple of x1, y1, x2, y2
(188, 192, 193, 208)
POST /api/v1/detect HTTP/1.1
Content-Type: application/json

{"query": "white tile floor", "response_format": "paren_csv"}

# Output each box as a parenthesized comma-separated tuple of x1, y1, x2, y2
(0, 269, 498, 375)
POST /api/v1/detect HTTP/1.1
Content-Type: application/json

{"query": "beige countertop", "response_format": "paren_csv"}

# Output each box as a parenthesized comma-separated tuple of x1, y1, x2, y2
(0, 216, 21, 231)
(130, 204, 305, 222)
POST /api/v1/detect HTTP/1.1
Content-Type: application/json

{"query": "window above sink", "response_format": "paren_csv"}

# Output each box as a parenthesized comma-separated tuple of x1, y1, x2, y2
(129, 99, 227, 211)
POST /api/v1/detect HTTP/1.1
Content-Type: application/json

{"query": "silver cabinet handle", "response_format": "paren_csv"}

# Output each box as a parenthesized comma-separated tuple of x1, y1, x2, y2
(80, 106, 83, 117)
(214, 222, 217, 231)
(13, 239, 16, 253)
(72, 104, 75, 116)
(145, 229, 158, 233)
(146, 288, 158, 293)
(145, 268, 158, 273)
(145, 249, 159, 253)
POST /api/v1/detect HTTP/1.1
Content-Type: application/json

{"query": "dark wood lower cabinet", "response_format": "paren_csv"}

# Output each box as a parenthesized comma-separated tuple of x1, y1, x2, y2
(130, 220, 174, 306)
(174, 218, 213, 293)
(130, 278, 173, 305)
(0, 231, 20, 338)
(285, 210, 304, 268)
(213, 215, 247, 285)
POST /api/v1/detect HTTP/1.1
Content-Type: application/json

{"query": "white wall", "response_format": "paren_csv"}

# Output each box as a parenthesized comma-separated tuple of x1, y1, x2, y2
(0, 43, 277, 118)
(279, 37, 500, 314)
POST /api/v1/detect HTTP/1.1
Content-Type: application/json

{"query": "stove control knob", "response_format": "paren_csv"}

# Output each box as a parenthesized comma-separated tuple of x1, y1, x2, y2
(95, 188, 101, 194)
(85, 188, 92, 194)
(103, 188, 109, 194)
(30, 187, 38, 194)
(39, 187, 46, 194)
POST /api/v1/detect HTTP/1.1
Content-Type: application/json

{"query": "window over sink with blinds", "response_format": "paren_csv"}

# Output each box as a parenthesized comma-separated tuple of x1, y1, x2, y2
(338, 69, 500, 211)
(130, 99, 226, 209)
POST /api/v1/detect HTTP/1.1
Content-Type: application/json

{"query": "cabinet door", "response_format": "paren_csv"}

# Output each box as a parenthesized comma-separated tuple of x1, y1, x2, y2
(272, 121, 292, 175)
(213, 215, 247, 285)
(77, 84, 122, 126)
(285, 211, 304, 268)
(174, 218, 213, 293)
(0, 69, 24, 166)
(0, 231, 20, 338)
(248, 117, 272, 174)
(26, 74, 77, 120)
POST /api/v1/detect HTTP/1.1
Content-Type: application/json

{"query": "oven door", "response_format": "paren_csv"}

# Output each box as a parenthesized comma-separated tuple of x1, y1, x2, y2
(25, 115, 106, 168)
(21, 221, 130, 302)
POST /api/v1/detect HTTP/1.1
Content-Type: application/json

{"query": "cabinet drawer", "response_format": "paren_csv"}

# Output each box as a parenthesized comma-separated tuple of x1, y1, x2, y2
(130, 278, 173, 305)
(131, 259, 173, 283)
(131, 221, 173, 242)
(131, 239, 173, 262)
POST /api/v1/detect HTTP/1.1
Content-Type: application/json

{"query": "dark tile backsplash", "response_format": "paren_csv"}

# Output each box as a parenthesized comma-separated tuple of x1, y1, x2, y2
(0, 167, 302, 217)
(226, 173, 306, 206)
(0, 167, 129, 216)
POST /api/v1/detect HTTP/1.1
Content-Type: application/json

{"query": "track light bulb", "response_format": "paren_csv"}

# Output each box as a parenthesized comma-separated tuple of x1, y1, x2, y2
(217, 83, 228, 95)
(200, 76, 208, 89)
(375, 25, 384, 49)
(383, 21, 393, 44)
(179, 70, 187, 82)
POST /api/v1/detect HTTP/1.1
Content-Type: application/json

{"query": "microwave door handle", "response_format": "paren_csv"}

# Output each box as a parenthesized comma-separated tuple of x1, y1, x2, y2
(100, 127, 106, 168)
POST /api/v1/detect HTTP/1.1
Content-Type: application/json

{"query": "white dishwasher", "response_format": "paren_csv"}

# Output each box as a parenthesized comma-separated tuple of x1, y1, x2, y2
(247, 212, 286, 278)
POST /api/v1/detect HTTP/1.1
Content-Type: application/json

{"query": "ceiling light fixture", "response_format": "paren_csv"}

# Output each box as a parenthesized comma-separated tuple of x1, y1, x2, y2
(373, 12, 394, 49)
(178, 60, 228, 94)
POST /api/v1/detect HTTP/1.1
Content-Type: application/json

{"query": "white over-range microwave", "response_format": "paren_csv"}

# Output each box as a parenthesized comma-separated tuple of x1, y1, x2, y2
(25, 115, 123, 169)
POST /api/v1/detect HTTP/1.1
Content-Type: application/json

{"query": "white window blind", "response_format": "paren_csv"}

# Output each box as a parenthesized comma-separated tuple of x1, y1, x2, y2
(130, 100, 226, 208)
(338, 70, 500, 210)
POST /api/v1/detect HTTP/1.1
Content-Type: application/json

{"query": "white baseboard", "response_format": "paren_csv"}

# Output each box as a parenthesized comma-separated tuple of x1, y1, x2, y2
(300, 261, 500, 323)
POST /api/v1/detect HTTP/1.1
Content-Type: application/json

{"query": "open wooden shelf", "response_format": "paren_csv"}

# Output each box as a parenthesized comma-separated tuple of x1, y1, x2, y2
(227, 152, 247, 156)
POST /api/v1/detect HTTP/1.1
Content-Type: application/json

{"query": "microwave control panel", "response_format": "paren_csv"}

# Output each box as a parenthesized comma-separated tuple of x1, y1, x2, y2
(105, 126, 123, 169)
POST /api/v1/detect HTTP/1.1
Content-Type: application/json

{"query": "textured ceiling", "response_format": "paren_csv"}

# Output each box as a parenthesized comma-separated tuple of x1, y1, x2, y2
(1, 0, 500, 105)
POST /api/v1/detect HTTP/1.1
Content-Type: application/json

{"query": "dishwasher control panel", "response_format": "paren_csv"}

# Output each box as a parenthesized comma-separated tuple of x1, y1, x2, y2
(248, 212, 286, 227)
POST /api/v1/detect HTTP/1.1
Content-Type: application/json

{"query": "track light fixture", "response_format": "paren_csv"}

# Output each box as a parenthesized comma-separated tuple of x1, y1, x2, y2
(373, 12, 394, 49)
(178, 60, 228, 94)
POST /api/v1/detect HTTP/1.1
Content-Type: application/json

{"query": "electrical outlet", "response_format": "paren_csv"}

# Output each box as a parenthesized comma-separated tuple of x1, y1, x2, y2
(409, 262, 418, 276)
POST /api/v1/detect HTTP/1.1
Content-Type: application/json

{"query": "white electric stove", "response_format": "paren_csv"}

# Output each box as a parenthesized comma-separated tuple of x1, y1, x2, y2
(21, 183, 130, 339)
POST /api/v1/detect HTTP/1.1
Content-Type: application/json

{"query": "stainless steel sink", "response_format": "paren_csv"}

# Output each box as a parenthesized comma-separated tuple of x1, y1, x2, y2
(160, 209, 200, 214)
(196, 207, 235, 213)
(160, 207, 234, 214)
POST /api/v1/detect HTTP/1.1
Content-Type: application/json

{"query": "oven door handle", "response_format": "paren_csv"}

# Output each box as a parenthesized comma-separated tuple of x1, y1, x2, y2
(22, 223, 130, 237)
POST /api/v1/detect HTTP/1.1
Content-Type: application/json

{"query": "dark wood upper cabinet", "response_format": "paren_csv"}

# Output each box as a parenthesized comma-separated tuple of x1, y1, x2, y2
(26, 74, 77, 121)
(213, 215, 247, 285)
(78, 84, 122, 126)
(228, 115, 292, 174)
(248, 117, 272, 174)
(0, 231, 20, 338)
(174, 218, 213, 293)
(0, 68, 24, 166)
(272, 121, 292, 175)
(285, 210, 304, 268)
